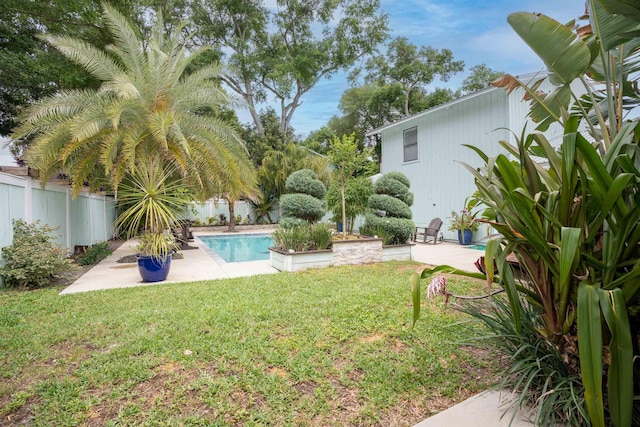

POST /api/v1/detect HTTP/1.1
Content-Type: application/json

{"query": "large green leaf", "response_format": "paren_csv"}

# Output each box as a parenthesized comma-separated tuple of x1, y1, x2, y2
(593, 0, 640, 50)
(578, 283, 605, 427)
(598, 0, 640, 22)
(598, 288, 633, 427)
(558, 227, 581, 321)
(507, 12, 591, 86)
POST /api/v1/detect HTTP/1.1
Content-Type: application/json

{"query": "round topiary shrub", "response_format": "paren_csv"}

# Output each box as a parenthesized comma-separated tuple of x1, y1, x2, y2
(368, 194, 412, 219)
(364, 172, 415, 244)
(279, 169, 327, 226)
(285, 169, 327, 199)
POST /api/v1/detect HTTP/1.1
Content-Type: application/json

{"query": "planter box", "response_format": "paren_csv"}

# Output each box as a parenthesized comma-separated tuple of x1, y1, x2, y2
(270, 248, 333, 272)
(269, 237, 411, 272)
(382, 243, 413, 261)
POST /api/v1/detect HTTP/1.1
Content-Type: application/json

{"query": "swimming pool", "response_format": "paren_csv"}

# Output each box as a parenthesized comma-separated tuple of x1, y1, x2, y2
(198, 234, 274, 263)
(467, 244, 487, 251)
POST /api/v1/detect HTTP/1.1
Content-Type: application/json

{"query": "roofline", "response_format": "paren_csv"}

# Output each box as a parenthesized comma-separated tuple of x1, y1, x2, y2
(364, 70, 548, 137)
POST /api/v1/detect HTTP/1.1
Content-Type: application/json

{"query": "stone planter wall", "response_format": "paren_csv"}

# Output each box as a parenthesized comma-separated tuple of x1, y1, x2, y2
(332, 238, 383, 266)
(381, 244, 412, 262)
(269, 238, 413, 272)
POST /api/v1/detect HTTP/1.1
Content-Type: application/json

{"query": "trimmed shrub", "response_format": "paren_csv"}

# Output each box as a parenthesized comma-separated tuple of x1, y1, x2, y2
(364, 172, 415, 244)
(358, 223, 395, 245)
(0, 219, 77, 289)
(364, 213, 415, 245)
(77, 241, 112, 265)
(285, 169, 327, 199)
(382, 171, 411, 188)
(368, 194, 412, 219)
(280, 194, 327, 223)
(374, 174, 414, 206)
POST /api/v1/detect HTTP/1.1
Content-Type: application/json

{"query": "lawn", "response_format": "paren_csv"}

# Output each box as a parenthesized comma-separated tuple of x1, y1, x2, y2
(1, 261, 497, 426)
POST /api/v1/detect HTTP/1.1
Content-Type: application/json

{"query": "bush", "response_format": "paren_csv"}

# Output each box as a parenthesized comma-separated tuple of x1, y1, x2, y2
(325, 177, 373, 227)
(381, 171, 411, 188)
(358, 223, 395, 245)
(272, 222, 333, 251)
(364, 213, 414, 245)
(280, 193, 327, 223)
(364, 172, 415, 244)
(368, 194, 412, 219)
(278, 216, 308, 229)
(77, 241, 112, 265)
(0, 219, 77, 289)
(374, 173, 414, 206)
(272, 226, 312, 252)
(308, 223, 333, 250)
(460, 297, 588, 426)
(285, 169, 327, 199)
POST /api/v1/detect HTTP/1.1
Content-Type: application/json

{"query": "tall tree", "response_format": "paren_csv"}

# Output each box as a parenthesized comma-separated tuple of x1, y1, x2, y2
(460, 64, 504, 94)
(241, 108, 292, 167)
(327, 133, 373, 239)
(192, 0, 388, 138)
(364, 36, 464, 116)
(13, 4, 255, 201)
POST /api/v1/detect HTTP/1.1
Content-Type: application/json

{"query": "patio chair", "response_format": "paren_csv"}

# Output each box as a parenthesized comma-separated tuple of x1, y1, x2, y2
(412, 217, 443, 244)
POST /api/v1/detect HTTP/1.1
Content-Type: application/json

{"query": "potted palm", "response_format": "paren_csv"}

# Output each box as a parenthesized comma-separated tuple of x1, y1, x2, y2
(115, 159, 188, 282)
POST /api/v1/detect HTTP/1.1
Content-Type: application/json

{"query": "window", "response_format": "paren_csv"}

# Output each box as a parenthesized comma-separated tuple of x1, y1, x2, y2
(403, 127, 418, 162)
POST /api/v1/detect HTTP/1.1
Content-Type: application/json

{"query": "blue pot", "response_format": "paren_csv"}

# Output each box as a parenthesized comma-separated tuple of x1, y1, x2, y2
(458, 229, 473, 245)
(136, 253, 172, 282)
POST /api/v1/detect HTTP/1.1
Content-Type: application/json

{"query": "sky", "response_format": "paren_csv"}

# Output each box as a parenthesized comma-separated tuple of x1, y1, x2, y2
(239, 0, 587, 138)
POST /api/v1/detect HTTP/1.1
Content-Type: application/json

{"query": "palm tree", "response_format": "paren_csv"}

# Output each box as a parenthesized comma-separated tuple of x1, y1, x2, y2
(13, 3, 256, 201)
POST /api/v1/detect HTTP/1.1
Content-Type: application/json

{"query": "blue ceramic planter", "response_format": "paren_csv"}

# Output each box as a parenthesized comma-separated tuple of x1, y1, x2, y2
(136, 253, 172, 282)
(457, 229, 473, 245)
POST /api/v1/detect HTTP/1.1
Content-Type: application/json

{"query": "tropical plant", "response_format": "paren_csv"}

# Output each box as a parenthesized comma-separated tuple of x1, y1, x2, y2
(326, 176, 374, 234)
(364, 172, 415, 244)
(114, 159, 186, 259)
(0, 219, 77, 288)
(271, 223, 333, 252)
(447, 209, 479, 232)
(413, 2, 640, 425)
(13, 3, 254, 201)
(327, 133, 374, 239)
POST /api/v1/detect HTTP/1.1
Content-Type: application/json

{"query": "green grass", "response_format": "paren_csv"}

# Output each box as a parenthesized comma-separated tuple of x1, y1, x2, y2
(0, 262, 497, 426)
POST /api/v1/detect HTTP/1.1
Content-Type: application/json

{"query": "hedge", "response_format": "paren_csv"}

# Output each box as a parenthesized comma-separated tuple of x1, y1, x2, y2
(364, 213, 415, 245)
(374, 174, 414, 206)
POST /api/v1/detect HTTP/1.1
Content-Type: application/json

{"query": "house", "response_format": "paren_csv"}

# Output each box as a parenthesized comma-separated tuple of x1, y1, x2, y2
(366, 74, 574, 242)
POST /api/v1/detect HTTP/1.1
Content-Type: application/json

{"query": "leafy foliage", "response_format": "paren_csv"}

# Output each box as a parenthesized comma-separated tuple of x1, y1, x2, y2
(367, 194, 412, 219)
(326, 177, 374, 232)
(285, 169, 327, 199)
(271, 222, 333, 251)
(279, 194, 327, 223)
(0, 220, 76, 289)
(279, 169, 327, 224)
(76, 242, 111, 266)
(363, 214, 414, 245)
(414, 2, 640, 425)
(13, 4, 255, 200)
(364, 172, 415, 244)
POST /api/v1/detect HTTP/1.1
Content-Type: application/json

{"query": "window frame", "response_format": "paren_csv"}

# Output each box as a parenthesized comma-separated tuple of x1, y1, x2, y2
(403, 126, 418, 163)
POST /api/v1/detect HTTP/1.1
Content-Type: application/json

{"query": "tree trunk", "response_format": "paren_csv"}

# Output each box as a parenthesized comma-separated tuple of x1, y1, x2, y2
(341, 173, 347, 239)
(228, 199, 236, 232)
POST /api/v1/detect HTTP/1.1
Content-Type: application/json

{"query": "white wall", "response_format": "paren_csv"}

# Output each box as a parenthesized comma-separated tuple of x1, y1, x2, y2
(380, 88, 510, 241)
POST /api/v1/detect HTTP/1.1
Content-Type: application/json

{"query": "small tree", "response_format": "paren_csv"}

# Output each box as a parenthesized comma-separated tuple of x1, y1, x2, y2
(364, 172, 415, 244)
(279, 169, 327, 227)
(327, 133, 374, 239)
(325, 177, 373, 234)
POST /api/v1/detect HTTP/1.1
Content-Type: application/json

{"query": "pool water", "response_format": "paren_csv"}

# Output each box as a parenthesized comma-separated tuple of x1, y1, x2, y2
(198, 234, 274, 263)
(467, 244, 487, 251)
